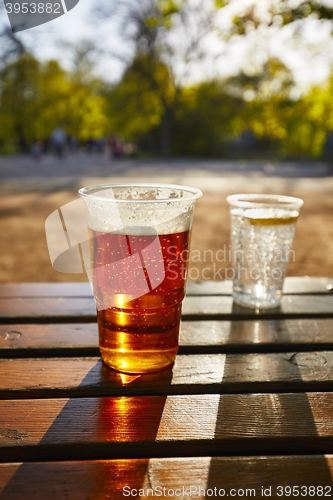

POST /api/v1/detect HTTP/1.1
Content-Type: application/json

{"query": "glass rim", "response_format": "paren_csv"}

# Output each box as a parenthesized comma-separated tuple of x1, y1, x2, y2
(78, 183, 203, 203)
(226, 193, 304, 209)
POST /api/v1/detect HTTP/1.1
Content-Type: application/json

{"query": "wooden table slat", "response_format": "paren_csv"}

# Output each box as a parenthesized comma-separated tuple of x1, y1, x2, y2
(1, 295, 333, 323)
(1, 280, 333, 496)
(1, 277, 332, 297)
(0, 283, 93, 298)
(183, 295, 333, 319)
(1, 319, 333, 356)
(1, 351, 333, 398)
(0, 393, 333, 462)
(1, 456, 333, 500)
(188, 277, 333, 296)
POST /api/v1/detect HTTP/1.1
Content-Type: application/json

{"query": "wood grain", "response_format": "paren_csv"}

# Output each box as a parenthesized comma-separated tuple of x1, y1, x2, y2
(1, 351, 333, 398)
(0, 323, 99, 357)
(188, 277, 333, 295)
(0, 393, 333, 462)
(0, 355, 224, 398)
(1, 319, 333, 356)
(183, 295, 333, 319)
(1, 281, 333, 491)
(0, 282, 93, 298)
(0, 277, 332, 297)
(1, 456, 333, 500)
(1, 295, 333, 323)
(180, 318, 333, 352)
(0, 297, 96, 322)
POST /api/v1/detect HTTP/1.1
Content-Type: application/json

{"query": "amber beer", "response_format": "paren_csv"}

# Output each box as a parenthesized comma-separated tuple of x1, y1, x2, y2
(89, 229, 190, 373)
(79, 183, 201, 374)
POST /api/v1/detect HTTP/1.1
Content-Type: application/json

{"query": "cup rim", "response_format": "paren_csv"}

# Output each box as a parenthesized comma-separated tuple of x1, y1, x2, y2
(78, 183, 203, 203)
(226, 193, 304, 210)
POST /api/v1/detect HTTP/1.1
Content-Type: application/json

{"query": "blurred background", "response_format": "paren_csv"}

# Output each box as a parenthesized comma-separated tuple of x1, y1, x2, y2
(1, 0, 333, 283)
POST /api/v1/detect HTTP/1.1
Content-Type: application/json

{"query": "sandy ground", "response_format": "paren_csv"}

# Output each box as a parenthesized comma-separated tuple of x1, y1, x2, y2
(1, 188, 332, 283)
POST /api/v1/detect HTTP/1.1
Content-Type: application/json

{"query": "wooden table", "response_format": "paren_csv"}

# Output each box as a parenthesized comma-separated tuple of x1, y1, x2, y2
(1, 278, 333, 499)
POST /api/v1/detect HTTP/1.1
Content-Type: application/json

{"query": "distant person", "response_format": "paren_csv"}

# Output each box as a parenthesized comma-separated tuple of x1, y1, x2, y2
(67, 136, 79, 153)
(86, 137, 94, 154)
(323, 131, 333, 163)
(31, 141, 43, 162)
(51, 127, 66, 159)
(109, 134, 124, 159)
(96, 137, 106, 154)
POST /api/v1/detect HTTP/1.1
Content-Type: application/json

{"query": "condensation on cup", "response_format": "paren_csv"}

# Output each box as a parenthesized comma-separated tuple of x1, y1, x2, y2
(227, 194, 304, 310)
(78, 183, 202, 374)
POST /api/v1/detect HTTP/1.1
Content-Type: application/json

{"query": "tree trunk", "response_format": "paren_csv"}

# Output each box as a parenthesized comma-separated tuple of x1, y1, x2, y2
(160, 108, 172, 157)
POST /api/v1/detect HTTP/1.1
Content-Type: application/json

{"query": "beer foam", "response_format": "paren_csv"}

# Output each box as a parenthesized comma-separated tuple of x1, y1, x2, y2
(80, 185, 201, 235)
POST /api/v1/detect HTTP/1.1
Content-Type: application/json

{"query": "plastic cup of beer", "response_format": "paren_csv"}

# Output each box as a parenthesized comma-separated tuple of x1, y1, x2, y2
(79, 183, 202, 374)
(227, 194, 303, 309)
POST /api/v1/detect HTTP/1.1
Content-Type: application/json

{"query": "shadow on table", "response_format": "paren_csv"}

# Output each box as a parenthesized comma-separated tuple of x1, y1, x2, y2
(205, 315, 333, 497)
(1, 364, 173, 500)
(2, 315, 333, 498)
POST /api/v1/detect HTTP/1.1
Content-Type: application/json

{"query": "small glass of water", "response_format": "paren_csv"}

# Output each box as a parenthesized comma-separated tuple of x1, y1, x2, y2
(227, 194, 304, 309)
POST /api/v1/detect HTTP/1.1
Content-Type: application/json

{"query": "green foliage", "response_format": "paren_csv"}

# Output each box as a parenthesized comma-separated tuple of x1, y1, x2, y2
(282, 75, 333, 157)
(0, 53, 109, 149)
(0, 0, 323, 156)
(158, 0, 182, 17)
(1, 47, 333, 159)
(214, 0, 228, 9)
(227, 0, 333, 36)
(0, 53, 41, 144)
(104, 53, 178, 155)
(172, 81, 242, 156)
(280, 1, 333, 25)
(143, 0, 184, 34)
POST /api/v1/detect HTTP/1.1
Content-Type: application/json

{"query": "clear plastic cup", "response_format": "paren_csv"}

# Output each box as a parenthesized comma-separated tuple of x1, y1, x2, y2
(79, 183, 202, 373)
(227, 194, 303, 309)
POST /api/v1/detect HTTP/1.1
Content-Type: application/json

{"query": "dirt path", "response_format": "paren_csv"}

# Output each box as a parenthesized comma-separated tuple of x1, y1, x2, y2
(1, 188, 332, 283)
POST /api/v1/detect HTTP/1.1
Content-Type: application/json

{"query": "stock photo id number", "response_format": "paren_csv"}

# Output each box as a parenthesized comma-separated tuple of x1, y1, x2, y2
(5, 2, 63, 14)
(3, 0, 80, 32)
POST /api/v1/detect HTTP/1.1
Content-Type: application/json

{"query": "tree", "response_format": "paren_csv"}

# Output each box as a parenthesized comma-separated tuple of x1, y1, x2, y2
(219, 58, 298, 155)
(37, 60, 108, 142)
(105, 54, 173, 145)
(94, 0, 219, 156)
(226, 0, 333, 36)
(282, 74, 333, 157)
(0, 53, 40, 149)
(0, 53, 109, 149)
(0, 27, 26, 70)
(172, 79, 242, 156)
